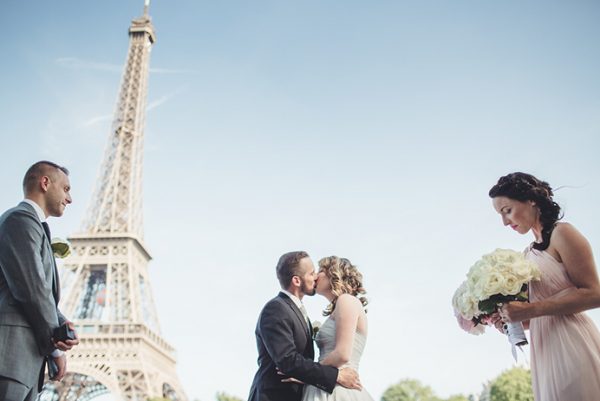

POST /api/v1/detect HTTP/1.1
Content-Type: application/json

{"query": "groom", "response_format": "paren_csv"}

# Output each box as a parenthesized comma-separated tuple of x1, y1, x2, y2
(0, 161, 78, 401)
(248, 251, 361, 401)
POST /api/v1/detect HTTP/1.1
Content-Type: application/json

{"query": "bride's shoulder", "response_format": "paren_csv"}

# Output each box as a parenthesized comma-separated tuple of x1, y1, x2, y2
(336, 293, 363, 310)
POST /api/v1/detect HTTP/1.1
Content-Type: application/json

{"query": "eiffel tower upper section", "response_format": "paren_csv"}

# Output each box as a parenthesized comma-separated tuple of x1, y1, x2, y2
(81, 0, 155, 242)
(53, 4, 188, 399)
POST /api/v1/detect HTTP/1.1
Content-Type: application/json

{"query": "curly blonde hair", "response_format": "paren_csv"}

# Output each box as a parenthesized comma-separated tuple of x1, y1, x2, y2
(318, 256, 368, 316)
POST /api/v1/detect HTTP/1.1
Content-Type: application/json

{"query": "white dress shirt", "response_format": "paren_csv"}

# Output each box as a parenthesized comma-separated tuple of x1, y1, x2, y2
(23, 199, 46, 222)
(281, 290, 310, 325)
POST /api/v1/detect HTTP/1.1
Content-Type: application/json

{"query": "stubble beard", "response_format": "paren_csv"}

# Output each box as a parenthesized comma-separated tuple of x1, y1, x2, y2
(301, 280, 316, 297)
(51, 203, 65, 218)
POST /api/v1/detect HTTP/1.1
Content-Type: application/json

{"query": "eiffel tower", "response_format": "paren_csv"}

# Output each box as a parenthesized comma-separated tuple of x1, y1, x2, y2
(40, 2, 188, 400)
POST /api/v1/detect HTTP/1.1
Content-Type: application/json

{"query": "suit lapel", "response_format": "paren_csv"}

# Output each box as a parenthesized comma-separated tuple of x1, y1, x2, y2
(278, 292, 311, 340)
(19, 202, 60, 304)
(49, 250, 60, 304)
(40, 220, 60, 304)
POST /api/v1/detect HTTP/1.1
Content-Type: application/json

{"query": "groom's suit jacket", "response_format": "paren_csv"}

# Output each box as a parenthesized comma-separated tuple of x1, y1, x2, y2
(248, 292, 338, 401)
(0, 202, 66, 390)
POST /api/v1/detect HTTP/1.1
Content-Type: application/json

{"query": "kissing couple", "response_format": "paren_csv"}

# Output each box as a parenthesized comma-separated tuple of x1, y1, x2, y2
(248, 251, 375, 401)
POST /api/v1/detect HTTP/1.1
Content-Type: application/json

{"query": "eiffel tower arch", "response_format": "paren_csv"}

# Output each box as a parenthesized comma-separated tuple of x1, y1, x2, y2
(43, 2, 188, 400)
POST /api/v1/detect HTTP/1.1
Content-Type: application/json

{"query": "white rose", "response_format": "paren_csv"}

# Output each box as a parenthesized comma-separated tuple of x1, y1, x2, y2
(312, 321, 322, 338)
(482, 271, 508, 298)
(452, 281, 480, 319)
(501, 273, 523, 295)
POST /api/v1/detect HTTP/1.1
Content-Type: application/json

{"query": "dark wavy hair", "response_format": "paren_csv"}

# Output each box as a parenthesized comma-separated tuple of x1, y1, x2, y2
(489, 172, 562, 251)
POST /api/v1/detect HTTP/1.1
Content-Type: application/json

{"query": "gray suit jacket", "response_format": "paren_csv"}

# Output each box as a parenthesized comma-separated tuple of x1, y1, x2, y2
(0, 202, 66, 388)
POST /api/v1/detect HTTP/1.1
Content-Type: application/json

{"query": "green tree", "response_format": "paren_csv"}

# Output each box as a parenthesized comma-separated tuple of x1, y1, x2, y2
(445, 395, 470, 401)
(215, 392, 243, 401)
(381, 379, 441, 401)
(488, 367, 534, 401)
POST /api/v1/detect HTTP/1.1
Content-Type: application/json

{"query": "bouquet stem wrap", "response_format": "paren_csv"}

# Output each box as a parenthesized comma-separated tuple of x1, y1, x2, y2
(505, 321, 528, 360)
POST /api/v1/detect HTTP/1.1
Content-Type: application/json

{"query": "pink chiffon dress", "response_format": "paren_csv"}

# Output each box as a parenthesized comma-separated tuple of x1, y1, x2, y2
(527, 248, 600, 401)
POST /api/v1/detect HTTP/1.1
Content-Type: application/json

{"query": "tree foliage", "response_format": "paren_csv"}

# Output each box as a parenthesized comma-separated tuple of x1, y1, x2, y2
(381, 379, 441, 401)
(381, 378, 474, 401)
(445, 395, 470, 401)
(215, 392, 243, 401)
(488, 367, 533, 401)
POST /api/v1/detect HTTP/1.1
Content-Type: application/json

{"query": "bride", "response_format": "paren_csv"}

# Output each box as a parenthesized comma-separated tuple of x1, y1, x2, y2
(295, 256, 375, 401)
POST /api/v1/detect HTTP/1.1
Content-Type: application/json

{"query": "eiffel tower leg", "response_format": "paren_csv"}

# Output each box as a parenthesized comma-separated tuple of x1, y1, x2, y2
(116, 367, 186, 400)
(117, 369, 149, 400)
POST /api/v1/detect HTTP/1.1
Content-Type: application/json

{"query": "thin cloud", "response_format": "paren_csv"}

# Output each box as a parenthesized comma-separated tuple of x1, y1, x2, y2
(56, 57, 199, 75)
(147, 88, 186, 111)
(55, 57, 122, 72)
(150, 67, 201, 75)
(82, 114, 112, 128)
(82, 88, 185, 128)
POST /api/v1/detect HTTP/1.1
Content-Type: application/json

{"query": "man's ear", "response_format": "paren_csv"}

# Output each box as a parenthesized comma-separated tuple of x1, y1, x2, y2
(40, 176, 51, 192)
(291, 276, 301, 287)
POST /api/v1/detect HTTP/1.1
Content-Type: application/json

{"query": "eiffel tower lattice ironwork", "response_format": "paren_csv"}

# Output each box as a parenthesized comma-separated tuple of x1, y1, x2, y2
(40, 2, 188, 400)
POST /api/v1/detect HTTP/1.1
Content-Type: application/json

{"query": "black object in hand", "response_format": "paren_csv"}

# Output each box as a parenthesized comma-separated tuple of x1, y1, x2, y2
(53, 323, 76, 342)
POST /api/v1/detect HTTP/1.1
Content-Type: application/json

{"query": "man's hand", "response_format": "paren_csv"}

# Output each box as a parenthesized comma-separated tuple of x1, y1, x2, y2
(277, 368, 305, 384)
(51, 353, 67, 381)
(53, 321, 80, 351)
(280, 376, 305, 384)
(336, 367, 361, 390)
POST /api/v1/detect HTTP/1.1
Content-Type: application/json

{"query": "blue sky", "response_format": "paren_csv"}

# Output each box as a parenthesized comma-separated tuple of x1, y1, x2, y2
(1, 1, 600, 401)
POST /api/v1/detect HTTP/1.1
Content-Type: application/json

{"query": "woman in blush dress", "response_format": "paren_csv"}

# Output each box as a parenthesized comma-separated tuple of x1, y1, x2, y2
(490, 172, 600, 401)
(298, 256, 374, 401)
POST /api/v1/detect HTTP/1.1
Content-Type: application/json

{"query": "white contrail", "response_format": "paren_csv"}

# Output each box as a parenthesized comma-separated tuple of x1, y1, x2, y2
(82, 88, 186, 127)
(56, 57, 199, 75)
(147, 88, 187, 111)
(55, 57, 122, 72)
(149, 67, 201, 74)
(82, 114, 112, 128)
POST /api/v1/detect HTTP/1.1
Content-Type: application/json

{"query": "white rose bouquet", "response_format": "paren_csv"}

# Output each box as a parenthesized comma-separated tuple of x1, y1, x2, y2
(452, 248, 541, 358)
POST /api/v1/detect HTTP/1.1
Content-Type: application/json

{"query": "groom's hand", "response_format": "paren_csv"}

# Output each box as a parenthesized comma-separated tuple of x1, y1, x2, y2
(337, 367, 361, 390)
(50, 353, 67, 381)
(53, 321, 80, 351)
(277, 369, 305, 384)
